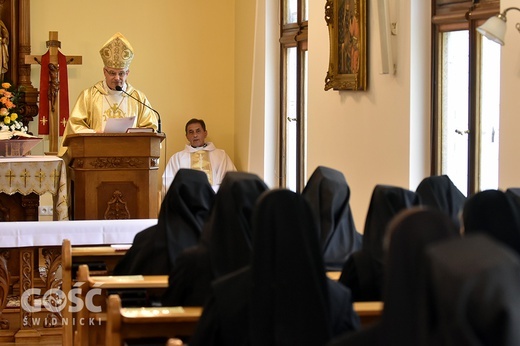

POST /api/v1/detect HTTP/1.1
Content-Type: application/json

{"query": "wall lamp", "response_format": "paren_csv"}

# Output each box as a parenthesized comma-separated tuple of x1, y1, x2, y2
(477, 7, 520, 45)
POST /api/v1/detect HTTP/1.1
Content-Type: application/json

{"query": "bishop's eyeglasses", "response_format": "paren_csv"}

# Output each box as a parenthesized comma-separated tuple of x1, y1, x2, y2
(104, 68, 128, 78)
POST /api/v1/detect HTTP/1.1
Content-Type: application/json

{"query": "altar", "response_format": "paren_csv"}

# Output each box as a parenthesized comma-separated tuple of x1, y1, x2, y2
(0, 218, 157, 344)
(0, 156, 69, 221)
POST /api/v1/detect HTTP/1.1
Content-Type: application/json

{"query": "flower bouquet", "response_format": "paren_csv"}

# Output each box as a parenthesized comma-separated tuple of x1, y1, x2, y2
(0, 82, 41, 156)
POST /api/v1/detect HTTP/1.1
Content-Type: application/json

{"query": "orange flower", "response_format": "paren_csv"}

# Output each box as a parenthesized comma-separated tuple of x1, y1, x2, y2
(0, 84, 27, 134)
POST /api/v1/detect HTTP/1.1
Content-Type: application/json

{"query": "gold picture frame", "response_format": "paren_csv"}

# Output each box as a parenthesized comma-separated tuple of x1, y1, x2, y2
(325, 0, 367, 91)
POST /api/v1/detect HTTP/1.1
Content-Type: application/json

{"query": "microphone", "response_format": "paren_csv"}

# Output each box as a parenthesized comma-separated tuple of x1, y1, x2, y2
(115, 85, 162, 133)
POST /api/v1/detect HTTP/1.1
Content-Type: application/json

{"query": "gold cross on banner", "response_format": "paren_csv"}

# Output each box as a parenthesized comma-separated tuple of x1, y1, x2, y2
(40, 115, 48, 126)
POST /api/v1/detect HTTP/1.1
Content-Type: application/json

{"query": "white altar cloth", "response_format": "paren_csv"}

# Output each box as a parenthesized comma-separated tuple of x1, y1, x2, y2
(0, 218, 157, 247)
(0, 155, 68, 220)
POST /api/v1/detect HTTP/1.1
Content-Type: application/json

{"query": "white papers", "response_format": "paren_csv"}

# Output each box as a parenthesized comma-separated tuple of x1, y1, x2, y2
(104, 116, 136, 133)
(111, 244, 132, 251)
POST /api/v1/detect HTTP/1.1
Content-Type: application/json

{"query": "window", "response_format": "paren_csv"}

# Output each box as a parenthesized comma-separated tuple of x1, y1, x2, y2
(432, 0, 500, 196)
(280, 0, 308, 192)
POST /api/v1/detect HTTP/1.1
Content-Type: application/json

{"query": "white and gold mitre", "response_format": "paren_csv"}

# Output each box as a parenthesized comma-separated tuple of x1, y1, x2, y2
(99, 32, 134, 69)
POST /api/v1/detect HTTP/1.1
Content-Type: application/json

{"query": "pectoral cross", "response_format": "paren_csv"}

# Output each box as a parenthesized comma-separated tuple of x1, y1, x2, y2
(25, 31, 82, 155)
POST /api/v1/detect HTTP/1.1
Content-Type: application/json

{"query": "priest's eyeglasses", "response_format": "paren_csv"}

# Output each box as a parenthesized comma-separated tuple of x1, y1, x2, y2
(104, 69, 128, 78)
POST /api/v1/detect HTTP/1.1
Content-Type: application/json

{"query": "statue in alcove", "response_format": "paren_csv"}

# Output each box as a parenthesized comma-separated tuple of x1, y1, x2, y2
(0, 19, 8, 82)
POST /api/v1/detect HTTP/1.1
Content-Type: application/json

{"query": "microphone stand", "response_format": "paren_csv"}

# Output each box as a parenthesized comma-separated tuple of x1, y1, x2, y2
(115, 85, 162, 133)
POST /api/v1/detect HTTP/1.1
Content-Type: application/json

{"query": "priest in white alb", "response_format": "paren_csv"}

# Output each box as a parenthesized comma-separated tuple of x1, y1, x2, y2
(162, 118, 236, 196)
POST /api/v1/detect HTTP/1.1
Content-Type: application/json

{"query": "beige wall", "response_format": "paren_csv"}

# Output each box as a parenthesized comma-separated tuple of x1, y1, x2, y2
(233, 0, 431, 228)
(29, 1, 520, 229)
(306, 1, 431, 228)
(236, 0, 279, 187)
(29, 0, 430, 228)
(499, 0, 520, 191)
(29, 0, 236, 179)
(234, 0, 256, 173)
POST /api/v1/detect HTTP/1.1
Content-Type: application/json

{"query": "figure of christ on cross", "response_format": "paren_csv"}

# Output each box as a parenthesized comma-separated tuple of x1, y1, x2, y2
(25, 31, 82, 155)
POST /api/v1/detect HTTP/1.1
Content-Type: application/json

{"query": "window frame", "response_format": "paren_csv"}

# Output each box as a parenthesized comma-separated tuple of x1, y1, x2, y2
(431, 0, 499, 195)
(279, 1, 308, 192)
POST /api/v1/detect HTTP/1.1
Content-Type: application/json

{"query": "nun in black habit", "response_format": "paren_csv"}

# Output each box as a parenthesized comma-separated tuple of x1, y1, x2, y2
(505, 187, 520, 207)
(113, 169, 215, 275)
(329, 207, 459, 346)
(190, 189, 360, 346)
(462, 189, 520, 255)
(161, 171, 269, 307)
(425, 235, 520, 345)
(302, 166, 363, 270)
(415, 174, 466, 229)
(338, 184, 420, 301)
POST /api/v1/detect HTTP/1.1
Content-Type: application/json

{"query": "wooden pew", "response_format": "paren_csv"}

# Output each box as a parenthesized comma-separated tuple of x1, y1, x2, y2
(74, 264, 168, 346)
(324, 271, 383, 325)
(326, 271, 341, 281)
(61, 239, 130, 346)
(353, 301, 383, 326)
(105, 294, 202, 346)
(103, 298, 382, 346)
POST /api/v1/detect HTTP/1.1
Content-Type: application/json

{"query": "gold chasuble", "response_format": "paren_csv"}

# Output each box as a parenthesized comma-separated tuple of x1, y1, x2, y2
(191, 150, 213, 185)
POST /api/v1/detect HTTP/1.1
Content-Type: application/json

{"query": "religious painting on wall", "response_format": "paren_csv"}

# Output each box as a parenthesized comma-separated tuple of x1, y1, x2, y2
(324, 0, 367, 91)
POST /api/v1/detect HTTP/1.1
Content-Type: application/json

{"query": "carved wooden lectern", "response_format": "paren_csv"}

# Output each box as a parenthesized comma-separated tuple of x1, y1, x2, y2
(63, 132, 165, 220)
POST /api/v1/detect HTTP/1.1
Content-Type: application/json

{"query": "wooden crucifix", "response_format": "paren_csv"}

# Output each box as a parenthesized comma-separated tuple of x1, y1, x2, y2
(25, 31, 82, 155)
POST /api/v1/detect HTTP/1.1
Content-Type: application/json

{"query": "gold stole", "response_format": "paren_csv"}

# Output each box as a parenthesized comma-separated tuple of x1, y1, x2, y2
(190, 150, 213, 185)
